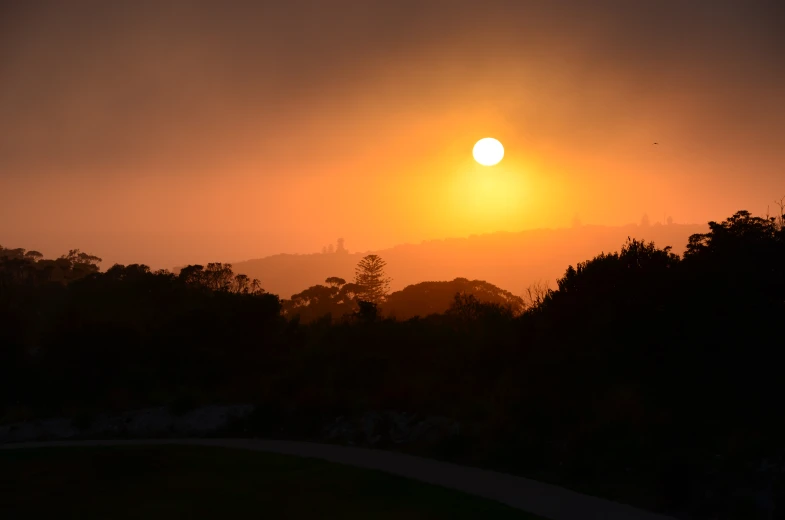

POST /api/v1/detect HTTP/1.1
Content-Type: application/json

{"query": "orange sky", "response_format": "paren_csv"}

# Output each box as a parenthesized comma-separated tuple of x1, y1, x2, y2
(1, 1, 783, 269)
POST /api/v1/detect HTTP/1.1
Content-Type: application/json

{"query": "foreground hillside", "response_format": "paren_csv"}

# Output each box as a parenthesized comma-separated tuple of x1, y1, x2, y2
(231, 223, 704, 299)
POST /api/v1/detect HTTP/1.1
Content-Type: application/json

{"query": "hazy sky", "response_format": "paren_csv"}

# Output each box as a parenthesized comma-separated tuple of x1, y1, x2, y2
(2, 0, 784, 268)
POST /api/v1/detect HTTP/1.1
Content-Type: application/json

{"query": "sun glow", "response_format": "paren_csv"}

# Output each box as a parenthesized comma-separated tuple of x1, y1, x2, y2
(472, 137, 504, 166)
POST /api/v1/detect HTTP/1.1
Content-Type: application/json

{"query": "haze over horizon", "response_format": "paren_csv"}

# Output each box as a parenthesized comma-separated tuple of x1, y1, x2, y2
(2, 0, 783, 269)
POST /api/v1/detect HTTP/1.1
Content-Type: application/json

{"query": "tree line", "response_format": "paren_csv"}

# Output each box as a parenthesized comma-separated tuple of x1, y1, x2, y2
(1, 207, 785, 519)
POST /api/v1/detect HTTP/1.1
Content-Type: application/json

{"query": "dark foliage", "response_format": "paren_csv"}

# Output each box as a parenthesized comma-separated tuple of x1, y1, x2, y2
(1, 207, 784, 519)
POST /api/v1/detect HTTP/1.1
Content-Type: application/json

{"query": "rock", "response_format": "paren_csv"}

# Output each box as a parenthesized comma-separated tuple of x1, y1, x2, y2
(0, 404, 256, 444)
(321, 410, 461, 448)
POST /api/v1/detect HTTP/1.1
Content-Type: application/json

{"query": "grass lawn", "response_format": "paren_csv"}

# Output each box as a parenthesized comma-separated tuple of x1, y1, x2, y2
(0, 445, 543, 519)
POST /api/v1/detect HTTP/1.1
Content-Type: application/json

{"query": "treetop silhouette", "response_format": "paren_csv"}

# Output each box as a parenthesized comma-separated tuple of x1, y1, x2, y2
(354, 254, 391, 304)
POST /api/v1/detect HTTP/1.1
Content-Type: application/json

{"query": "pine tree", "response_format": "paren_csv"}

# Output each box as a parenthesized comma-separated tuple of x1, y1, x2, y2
(353, 254, 391, 304)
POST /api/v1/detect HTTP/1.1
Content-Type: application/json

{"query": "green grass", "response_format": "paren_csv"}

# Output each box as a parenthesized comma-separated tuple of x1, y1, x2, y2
(0, 445, 542, 519)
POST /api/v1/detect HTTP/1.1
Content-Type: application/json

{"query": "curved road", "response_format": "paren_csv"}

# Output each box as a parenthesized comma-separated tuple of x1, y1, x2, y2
(1, 438, 676, 520)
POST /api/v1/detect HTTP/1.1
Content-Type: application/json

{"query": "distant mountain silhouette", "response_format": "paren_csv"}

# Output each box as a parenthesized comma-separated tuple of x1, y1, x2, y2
(383, 278, 525, 320)
(229, 223, 705, 298)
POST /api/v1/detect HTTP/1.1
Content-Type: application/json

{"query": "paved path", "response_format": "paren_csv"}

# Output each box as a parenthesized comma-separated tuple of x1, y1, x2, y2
(1, 438, 676, 520)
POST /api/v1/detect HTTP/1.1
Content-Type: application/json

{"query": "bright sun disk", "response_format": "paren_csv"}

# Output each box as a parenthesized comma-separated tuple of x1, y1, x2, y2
(473, 137, 504, 166)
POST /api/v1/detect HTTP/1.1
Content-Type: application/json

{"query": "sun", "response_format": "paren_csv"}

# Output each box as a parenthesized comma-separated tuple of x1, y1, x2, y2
(472, 137, 504, 166)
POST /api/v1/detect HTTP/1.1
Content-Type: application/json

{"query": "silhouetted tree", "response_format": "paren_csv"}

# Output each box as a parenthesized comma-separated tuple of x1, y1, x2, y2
(354, 254, 391, 304)
(336, 282, 363, 304)
(284, 284, 339, 318)
(685, 210, 781, 258)
(178, 264, 207, 286)
(352, 300, 379, 324)
(234, 273, 250, 294)
(325, 277, 346, 288)
(683, 210, 785, 313)
(775, 196, 785, 229)
(24, 250, 43, 261)
(0, 246, 103, 285)
(175, 262, 261, 295)
(281, 275, 363, 323)
(60, 248, 102, 266)
(445, 292, 514, 322)
(250, 278, 264, 294)
(522, 279, 552, 312)
(203, 263, 235, 291)
(0, 246, 26, 259)
(105, 263, 152, 281)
